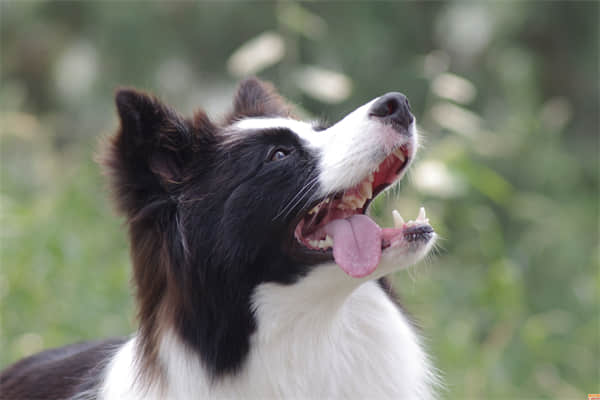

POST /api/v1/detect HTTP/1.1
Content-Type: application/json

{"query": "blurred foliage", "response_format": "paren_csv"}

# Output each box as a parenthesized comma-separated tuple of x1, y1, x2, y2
(1, 1, 598, 398)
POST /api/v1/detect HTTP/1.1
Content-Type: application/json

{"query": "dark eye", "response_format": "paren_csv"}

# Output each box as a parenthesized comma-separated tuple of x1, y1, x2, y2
(269, 148, 290, 162)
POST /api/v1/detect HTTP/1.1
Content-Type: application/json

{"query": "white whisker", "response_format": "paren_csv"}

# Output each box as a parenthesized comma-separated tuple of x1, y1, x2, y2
(273, 175, 320, 221)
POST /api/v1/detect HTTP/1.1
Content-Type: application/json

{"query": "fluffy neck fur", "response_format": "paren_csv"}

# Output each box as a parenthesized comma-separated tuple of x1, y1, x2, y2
(100, 265, 436, 400)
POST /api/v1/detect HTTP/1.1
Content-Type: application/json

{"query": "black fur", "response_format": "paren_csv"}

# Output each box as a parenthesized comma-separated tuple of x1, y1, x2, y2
(104, 79, 324, 380)
(0, 78, 408, 398)
(0, 78, 323, 398)
(0, 338, 126, 400)
(168, 126, 322, 375)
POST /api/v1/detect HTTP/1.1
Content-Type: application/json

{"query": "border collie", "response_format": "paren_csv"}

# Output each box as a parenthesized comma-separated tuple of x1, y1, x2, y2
(1, 78, 437, 399)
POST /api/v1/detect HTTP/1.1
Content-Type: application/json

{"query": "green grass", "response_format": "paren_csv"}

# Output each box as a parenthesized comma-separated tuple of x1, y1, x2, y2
(1, 142, 134, 365)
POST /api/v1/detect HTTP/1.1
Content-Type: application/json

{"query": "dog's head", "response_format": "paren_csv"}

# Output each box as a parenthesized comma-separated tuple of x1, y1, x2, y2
(102, 77, 435, 375)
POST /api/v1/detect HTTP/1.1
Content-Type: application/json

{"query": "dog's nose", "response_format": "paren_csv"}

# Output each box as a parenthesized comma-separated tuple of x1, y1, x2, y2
(369, 92, 414, 130)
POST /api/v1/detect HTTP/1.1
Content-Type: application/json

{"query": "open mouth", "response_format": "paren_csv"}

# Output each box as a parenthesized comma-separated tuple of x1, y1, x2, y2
(291, 145, 434, 278)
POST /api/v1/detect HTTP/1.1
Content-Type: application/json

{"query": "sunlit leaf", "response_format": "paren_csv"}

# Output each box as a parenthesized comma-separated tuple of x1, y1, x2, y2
(227, 31, 285, 77)
(293, 66, 352, 104)
(431, 73, 477, 104)
(276, 2, 327, 40)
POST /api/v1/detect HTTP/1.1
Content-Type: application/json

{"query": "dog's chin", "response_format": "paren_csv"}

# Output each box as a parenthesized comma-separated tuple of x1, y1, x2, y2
(377, 231, 436, 275)
(322, 226, 436, 284)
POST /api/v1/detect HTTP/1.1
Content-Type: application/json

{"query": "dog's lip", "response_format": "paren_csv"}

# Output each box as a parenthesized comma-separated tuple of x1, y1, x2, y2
(286, 239, 334, 264)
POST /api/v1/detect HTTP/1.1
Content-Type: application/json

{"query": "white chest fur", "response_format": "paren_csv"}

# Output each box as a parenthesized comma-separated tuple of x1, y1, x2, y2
(99, 266, 435, 400)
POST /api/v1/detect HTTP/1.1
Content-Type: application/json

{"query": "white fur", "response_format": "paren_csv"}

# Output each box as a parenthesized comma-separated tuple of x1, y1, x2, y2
(99, 267, 436, 400)
(234, 96, 418, 196)
(97, 207, 438, 400)
(97, 98, 436, 400)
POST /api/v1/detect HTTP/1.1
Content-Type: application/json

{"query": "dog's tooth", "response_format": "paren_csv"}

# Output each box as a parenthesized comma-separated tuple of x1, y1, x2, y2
(356, 195, 367, 209)
(344, 194, 359, 209)
(339, 198, 349, 209)
(358, 182, 367, 198)
(392, 209, 405, 228)
(339, 190, 370, 210)
(308, 239, 319, 248)
(359, 194, 367, 207)
(368, 173, 375, 183)
(417, 207, 426, 222)
(394, 148, 406, 162)
(360, 181, 373, 199)
(320, 235, 333, 248)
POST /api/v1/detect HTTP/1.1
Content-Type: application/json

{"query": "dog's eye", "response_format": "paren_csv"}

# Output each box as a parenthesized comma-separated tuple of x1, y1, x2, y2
(269, 149, 289, 162)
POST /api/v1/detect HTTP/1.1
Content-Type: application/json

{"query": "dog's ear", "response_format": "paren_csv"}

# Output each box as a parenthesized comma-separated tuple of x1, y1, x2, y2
(102, 88, 215, 218)
(229, 77, 293, 120)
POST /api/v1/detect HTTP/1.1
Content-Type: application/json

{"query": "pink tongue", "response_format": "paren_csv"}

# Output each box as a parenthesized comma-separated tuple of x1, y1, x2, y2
(323, 214, 382, 278)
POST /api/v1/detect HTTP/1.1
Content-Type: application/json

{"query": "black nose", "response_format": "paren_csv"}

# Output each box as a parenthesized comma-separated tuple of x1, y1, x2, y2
(369, 92, 414, 130)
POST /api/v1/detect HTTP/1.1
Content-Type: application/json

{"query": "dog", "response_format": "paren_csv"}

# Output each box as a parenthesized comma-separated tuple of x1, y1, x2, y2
(0, 78, 437, 399)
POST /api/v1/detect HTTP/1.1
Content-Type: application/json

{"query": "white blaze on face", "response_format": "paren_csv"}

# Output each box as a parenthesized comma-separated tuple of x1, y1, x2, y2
(233, 95, 418, 197)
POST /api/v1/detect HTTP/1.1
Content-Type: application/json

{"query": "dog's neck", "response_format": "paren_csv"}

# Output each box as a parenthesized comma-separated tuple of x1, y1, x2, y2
(100, 267, 436, 400)
(252, 263, 370, 333)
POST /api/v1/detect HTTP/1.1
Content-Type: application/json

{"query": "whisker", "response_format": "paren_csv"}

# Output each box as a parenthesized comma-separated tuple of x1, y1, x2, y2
(282, 178, 321, 219)
(273, 175, 320, 221)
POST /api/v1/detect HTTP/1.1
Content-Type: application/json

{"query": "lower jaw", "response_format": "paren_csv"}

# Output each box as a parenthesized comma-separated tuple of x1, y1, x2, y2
(289, 207, 434, 279)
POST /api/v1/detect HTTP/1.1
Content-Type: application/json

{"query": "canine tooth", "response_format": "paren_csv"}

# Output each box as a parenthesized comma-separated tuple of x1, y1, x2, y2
(308, 239, 319, 247)
(360, 181, 373, 199)
(392, 209, 405, 228)
(368, 173, 375, 183)
(417, 207, 426, 221)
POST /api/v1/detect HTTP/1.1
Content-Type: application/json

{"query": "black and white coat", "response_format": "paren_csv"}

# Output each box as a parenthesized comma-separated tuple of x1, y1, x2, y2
(1, 78, 438, 400)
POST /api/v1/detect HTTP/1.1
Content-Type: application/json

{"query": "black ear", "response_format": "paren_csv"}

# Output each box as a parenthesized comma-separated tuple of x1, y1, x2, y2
(229, 77, 293, 120)
(115, 89, 165, 147)
(102, 88, 213, 218)
(114, 88, 191, 155)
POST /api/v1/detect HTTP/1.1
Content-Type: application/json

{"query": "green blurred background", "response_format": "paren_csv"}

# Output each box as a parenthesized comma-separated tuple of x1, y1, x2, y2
(1, 1, 598, 398)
